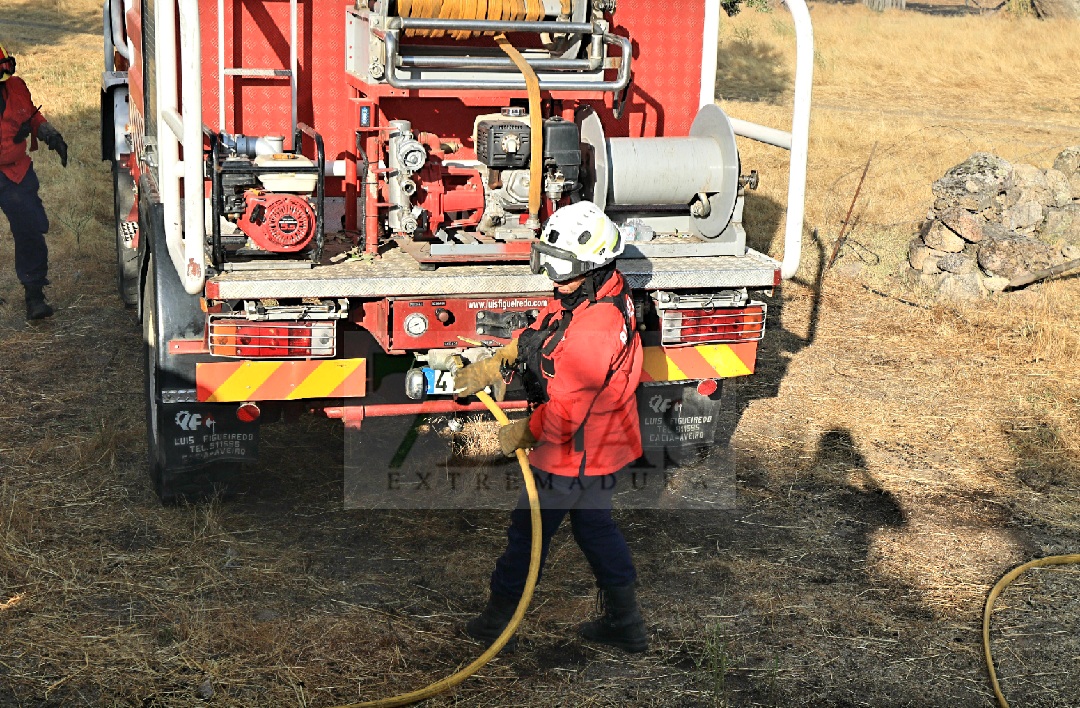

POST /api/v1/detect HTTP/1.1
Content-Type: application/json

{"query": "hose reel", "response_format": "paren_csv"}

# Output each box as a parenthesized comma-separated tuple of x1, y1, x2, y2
(579, 104, 742, 239)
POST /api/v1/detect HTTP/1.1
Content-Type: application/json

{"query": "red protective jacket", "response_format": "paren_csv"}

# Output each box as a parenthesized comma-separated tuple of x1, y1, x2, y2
(0, 77, 46, 184)
(525, 270, 643, 476)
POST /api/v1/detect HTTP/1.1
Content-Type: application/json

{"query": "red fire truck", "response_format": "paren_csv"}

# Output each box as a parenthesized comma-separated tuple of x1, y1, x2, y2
(100, 0, 813, 502)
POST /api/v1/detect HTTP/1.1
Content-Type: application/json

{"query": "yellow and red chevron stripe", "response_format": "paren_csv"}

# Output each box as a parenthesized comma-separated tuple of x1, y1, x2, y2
(641, 343, 758, 382)
(196, 359, 367, 402)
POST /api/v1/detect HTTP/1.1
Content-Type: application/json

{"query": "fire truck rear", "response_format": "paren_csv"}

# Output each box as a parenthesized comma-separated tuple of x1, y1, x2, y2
(100, 0, 813, 502)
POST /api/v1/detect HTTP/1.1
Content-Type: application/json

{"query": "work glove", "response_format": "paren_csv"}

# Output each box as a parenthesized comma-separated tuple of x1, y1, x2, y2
(454, 339, 519, 400)
(498, 416, 538, 457)
(37, 122, 67, 167)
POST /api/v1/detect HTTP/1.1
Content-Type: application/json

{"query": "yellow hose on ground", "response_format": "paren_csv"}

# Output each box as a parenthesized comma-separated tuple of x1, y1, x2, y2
(983, 553, 1080, 708)
(334, 390, 541, 708)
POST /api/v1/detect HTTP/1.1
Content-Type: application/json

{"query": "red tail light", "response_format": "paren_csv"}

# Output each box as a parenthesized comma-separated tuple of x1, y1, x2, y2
(660, 305, 766, 346)
(209, 320, 336, 358)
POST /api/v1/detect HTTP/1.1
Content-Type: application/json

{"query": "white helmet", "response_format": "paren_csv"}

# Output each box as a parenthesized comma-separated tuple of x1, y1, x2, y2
(530, 201, 625, 282)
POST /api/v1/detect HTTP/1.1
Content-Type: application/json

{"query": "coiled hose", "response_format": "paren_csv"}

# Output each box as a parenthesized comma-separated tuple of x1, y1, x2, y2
(983, 553, 1080, 708)
(333, 390, 541, 708)
(399, 0, 547, 39)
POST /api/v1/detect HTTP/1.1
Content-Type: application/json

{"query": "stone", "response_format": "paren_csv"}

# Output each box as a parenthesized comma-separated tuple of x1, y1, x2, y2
(1044, 168, 1073, 208)
(917, 270, 947, 290)
(977, 237, 1054, 280)
(903, 265, 945, 290)
(923, 221, 966, 253)
(908, 238, 945, 272)
(1055, 146, 1080, 199)
(938, 252, 977, 274)
(1053, 146, 1080, 176)
(1004, 200, 1045, 232)
(983, 275, 1010, 293)
(1032, 0, 1080, 20)
(197, 678, 214, 700)
(932, 152, 1013, 213)
(1042, 204, 1080, 241)
(938, 206, 986, 242)
(1012, 163, 1048, 191)
(981, 221, 1018, 242)
(937, 271, 987, 300)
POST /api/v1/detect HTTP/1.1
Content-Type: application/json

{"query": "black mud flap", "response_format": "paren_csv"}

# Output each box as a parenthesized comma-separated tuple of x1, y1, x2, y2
(159, 402, 260, 471)
(637, 382, 722, 451)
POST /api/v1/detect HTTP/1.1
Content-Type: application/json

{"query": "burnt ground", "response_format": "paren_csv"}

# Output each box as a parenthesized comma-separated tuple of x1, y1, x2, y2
(1, 224, 1078, 706)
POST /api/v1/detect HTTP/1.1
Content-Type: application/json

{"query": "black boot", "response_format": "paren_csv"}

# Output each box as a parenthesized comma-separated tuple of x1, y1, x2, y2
(465, 593, 520, 650)
(24, 285, 53, 321)
(579, 585, 648, 653)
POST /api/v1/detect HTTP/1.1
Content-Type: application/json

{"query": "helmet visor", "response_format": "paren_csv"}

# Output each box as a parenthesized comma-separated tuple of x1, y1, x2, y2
(530, 241, 589, 283)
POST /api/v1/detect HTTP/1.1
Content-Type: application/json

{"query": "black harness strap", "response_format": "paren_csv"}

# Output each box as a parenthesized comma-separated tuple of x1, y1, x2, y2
(517, 276, 635, 409)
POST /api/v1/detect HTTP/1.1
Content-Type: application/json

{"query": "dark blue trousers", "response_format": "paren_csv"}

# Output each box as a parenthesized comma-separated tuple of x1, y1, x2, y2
(489, 467, 638, 600)
(0, 166, 50, 287)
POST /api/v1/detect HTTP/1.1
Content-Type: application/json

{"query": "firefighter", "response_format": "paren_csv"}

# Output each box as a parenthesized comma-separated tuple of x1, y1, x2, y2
(0, 44, 67, 320)
(456, 200, 648, 653)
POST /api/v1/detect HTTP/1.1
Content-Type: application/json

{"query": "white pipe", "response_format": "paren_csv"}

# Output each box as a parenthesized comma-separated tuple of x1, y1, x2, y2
(218, 0, 225, 132)
(728, 117, 792, 150)
(109, 0, 132, 62)
(162, 109, 184, 141)
(103, 1, 115, 72)
(779, 0, 813, 280)
(155, 0, 181, 287)
(157, 0, 206, 296)
(699, 0, 721, 109)
(177, 0, 206, 295)
(290, 0, 298, 147)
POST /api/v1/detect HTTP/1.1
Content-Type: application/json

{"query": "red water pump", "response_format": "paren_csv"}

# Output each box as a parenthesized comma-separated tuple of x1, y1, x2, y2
(236, 191, 316, 253)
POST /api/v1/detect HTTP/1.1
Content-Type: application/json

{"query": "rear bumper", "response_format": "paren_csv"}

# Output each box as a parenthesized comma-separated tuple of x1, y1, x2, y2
(196, 358, 367, 402)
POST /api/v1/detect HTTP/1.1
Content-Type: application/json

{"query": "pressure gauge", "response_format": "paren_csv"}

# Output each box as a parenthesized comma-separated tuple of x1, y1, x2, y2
(403, 312, 429, 337)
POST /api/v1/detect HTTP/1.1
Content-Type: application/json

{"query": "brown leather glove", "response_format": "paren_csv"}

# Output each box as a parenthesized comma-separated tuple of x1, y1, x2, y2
(454, 339, 519, 399)
(498, 416, 538, 456)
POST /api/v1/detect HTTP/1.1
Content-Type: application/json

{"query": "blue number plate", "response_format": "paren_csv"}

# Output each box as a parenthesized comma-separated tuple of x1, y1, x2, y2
(423, 368, 457, 395)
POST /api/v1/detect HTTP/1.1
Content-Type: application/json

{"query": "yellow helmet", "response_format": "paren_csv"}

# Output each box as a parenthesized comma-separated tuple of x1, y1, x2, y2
(0, 45, 15, 82)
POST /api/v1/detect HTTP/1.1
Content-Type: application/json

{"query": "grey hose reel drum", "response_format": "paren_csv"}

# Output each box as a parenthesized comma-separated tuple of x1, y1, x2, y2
(580, 104, 741, 239)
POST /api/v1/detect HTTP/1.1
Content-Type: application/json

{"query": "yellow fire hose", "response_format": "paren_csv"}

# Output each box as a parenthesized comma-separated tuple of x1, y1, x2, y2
(334, 18, 546, 704)
(492, 33, 543, 225)
(334, 390, 541, 708)
(983, 553, 1080, 708)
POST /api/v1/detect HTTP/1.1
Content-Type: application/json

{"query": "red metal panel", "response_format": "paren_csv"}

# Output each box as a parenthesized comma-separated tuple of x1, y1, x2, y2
(388, 295, 551, 350)
(197, 1, 707, 171)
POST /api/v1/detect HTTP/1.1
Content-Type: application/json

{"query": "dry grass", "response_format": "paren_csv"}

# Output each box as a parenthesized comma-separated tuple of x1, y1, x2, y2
(0, 1, 1079, 706)
(721, 4, 1080, 286)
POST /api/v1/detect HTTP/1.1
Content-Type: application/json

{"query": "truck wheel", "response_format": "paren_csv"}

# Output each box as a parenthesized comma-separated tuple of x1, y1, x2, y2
(142, 253, 238, 504)
(114, 161, 139, 307)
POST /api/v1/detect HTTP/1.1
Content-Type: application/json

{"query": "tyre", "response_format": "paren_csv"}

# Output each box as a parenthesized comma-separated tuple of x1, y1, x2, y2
(142, 247, 243, 504)
(114, 161, 139, 307)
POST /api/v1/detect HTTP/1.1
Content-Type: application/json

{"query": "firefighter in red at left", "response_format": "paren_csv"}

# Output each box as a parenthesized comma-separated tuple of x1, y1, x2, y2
(455, 200, 649, 653)
(0, 44, 68, 320)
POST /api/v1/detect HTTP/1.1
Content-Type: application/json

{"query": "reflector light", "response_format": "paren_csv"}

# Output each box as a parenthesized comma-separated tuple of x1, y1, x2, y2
(209, 320, 336, 358)
(236, 402, 261, 422)
(696, 379, 718, 396)
(660, 305, 765, 346)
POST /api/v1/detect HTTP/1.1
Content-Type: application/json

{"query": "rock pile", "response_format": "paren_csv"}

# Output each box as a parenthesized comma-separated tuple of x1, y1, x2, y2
(906, 148, 1080, 299)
